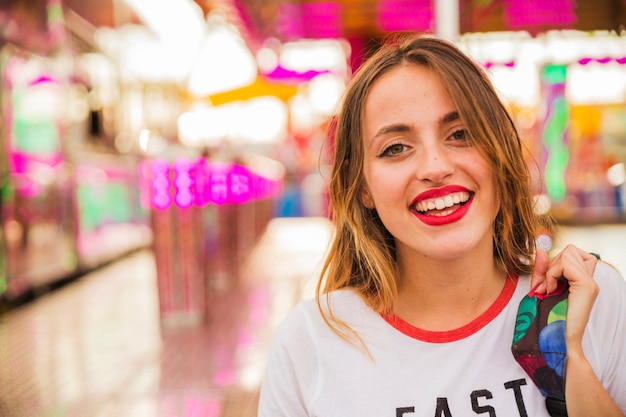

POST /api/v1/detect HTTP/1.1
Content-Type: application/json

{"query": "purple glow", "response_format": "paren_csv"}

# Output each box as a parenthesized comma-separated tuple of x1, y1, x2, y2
(377, 0, 433, 32)
(151, 158, 170, 174)
(28, 75, 57, 86)
(10, 152, 63, 172)
(277, 2, 305, 39)
(173, 157, 192, 172)
(503, 0, 577, 28)
(139, 159, 284, 209)
(209, 162, 231, 205)
(193, 157, 211, 207)
(484, 61, 516, 69)
(151, 158, 172, 210)
(176, 191, 193, 208)
(175, 175, 192, 189)
(300, 1, 343, 38)
(261, 65, 330, 82)
(578, 56, 626, 65)
(9, 152, 63, 197)
(174, 158, 194, 209)
(229, 164, 251, 204)
(153, 192, 172, 210)
(277, 1, 343, 39)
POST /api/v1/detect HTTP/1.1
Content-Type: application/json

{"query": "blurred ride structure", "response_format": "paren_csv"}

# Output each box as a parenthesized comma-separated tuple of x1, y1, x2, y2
(2, 0, 626, 312)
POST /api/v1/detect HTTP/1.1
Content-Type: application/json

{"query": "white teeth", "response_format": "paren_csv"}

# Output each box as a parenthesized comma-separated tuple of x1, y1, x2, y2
(415, 192, 470, 213)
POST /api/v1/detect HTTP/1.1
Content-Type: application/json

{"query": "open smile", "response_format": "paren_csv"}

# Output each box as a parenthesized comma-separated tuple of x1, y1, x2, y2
(410, 187, 474, 226)
(414, 191, 471, 216)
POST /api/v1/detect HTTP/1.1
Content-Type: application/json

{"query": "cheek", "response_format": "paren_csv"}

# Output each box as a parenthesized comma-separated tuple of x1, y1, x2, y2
(363, 169, 406, 210)
(481, 172, 500, 214)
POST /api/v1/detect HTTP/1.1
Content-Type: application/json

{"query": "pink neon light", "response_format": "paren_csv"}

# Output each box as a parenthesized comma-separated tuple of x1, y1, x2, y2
(139, 158, 284, 209)
(277, 2, 305, 40)
(300, 1, 343, 38)
(209, 162, 231, 205)
(483, 61, 516, 69)
(277, 1, 343, 39)
(193, 157, 211, 207)
(173, 158, 194, 209)
(503, 0, 577, 28)
(377, 0, 433, 32)
(578, 56, 626, 65)
(480, 57, 625, 70)
(261, 65, 330, 82)
(229, 164, 251, 204)
(29, 75, 57, 86)
(151, 158, 172, 210)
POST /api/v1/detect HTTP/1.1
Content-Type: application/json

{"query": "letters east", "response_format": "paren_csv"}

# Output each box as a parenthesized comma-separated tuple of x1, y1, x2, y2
(396, 379, 531, 417)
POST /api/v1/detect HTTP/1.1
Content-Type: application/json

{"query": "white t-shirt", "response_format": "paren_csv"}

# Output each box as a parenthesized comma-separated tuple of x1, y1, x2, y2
(258, 261, 626, 417)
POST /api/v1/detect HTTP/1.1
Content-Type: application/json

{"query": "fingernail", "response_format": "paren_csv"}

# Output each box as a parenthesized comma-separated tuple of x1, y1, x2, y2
(528, 282, 542, 297)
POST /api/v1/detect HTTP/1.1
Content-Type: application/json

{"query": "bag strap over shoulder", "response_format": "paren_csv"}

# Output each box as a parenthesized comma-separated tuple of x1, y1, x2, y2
(512, 252, 601, 417)
(511, 280, 570, 416)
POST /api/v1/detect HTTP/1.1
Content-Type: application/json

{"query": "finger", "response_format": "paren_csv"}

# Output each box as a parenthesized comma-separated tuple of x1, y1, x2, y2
(557, 244, 598, 280)
(545, 245, 598, 294)
(574, 246, 599, 275)
(530, 249, 550, 296)
(544, 262, 565, 294)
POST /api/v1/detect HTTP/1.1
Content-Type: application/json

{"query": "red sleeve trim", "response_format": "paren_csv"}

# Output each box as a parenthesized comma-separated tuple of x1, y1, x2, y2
(381, 273, 518, 343)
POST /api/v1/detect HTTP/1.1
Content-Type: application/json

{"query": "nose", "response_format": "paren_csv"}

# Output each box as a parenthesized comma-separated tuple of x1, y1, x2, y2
(416, 143, 454, 184)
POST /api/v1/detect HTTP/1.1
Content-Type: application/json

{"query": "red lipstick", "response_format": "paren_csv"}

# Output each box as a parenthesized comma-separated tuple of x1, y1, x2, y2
(411, 185, 473, 226)
(411, 185, 471, 204)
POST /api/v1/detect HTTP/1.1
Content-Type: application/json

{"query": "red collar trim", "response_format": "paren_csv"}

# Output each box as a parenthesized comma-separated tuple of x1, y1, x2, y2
(381, 273, 518, 343)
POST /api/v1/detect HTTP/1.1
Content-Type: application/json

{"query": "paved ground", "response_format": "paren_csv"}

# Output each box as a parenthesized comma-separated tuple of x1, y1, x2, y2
(0, 219, 623, 417)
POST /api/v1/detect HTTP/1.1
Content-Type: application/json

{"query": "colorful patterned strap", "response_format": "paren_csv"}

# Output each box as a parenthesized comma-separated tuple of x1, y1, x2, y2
(511, 279, 569, 416)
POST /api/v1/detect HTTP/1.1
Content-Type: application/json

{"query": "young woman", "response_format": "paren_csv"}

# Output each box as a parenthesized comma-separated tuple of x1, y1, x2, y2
(258, 33, 626, 417)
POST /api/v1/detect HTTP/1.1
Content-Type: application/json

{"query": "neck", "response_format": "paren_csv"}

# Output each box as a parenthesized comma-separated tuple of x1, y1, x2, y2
(393, 250, 508, 331)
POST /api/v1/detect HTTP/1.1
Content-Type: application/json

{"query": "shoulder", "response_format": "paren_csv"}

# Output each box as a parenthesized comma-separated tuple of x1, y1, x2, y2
(272, 289, 372, 344)
(594, 260, 626, 298)
(590, 261, 626, 320)
(588, 260, 626, 334)
(585, 260, 626, 405)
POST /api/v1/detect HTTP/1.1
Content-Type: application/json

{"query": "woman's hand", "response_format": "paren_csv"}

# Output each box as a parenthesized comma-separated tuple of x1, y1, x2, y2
(530, 244, 598, 351)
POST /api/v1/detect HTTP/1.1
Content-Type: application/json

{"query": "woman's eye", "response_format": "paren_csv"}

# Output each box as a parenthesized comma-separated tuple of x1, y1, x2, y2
(450, 129, 468, 142)
(379, 143, 407, 157)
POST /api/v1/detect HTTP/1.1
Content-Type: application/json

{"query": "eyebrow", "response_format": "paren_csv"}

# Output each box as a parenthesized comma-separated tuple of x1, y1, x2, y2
(372, 123, 411, 139)
(442, 111, 460, 124)
(371, 111, 461, 140)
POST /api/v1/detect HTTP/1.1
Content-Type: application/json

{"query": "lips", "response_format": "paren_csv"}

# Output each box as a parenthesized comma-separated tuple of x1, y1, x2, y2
(410, 185, 474, 226)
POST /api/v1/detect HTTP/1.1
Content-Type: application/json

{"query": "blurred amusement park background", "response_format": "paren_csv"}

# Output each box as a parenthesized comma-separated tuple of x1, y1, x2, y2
(1, 0, 626, 311)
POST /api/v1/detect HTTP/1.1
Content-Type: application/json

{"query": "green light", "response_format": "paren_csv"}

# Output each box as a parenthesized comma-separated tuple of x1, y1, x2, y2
(541, 65, 569, 203)
(542, 64, 567, 85)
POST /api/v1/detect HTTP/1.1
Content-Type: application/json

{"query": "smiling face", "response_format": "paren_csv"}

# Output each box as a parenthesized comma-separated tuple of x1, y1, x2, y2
(360, 63, 500, 263)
